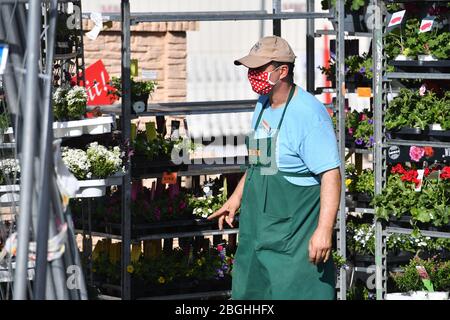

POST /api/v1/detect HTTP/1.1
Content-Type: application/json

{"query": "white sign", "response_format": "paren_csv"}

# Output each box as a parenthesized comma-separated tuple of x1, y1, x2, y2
(0, 44, 9, 75)
(142, 69, 158, 80)
(419, 18, 435, 33)
(388, 10, 406, 28)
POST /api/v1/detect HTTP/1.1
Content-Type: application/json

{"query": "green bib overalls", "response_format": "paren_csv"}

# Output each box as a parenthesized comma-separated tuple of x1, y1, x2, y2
(232, 85, 336, 300)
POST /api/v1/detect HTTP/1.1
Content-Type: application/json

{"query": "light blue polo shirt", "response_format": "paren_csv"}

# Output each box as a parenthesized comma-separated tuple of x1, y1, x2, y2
(251, 87, 341, 186)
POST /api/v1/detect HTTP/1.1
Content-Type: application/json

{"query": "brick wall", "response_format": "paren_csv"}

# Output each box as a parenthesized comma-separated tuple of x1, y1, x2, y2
(82, 20, 198, 103)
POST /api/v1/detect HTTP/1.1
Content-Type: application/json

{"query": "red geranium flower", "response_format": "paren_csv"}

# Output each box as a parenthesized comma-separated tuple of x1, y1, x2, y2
(424, 167, 431, 177)
(401, 170, 418, 183)
(391, 164, 406, 175)
(440, 167, 450, 180)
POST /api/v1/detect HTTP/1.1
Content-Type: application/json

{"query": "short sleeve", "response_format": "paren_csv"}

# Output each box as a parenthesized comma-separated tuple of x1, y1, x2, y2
(297, 120, 341, 175)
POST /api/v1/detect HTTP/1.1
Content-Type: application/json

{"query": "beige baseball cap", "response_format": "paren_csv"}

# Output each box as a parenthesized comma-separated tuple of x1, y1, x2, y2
(234, 36, 296, 69)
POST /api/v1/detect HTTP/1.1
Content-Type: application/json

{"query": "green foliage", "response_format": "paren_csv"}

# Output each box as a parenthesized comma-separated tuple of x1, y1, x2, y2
(385, 18, 450, 60)
(320, 0, 368, 11)
(355, 169, 375, 197)
(332, 250, 346, 269)
(385, 88, 450, 130)
(133, 130, 183, 161)
(372, 168, 450, 227)
(391, 256, 450, 292)
(109, 76, 157, 100)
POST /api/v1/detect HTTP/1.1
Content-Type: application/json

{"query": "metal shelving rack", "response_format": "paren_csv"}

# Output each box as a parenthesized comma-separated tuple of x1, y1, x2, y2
(373, 0, 450, 300)
(80, 0, 347, 300)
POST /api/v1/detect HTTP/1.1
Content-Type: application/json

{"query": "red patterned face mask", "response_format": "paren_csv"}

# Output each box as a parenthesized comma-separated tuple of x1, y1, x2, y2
(248, 67, 280, 95)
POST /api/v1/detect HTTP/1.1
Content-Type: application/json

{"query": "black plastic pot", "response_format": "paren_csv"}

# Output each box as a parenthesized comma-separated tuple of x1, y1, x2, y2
(131, 93, 150, 114)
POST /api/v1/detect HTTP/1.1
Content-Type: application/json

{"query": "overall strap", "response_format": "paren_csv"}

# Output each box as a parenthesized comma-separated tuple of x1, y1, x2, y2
(252, 84, 297, 131)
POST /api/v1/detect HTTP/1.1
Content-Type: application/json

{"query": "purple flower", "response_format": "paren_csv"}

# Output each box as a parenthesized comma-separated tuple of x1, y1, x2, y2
(368, 119, 374, 125)
(368, 136, 375, 147)
(355, 138, 364, 145)
(154, 207, 161, 221)
(369, 67, 373, 72)
(359, 67, 366, 74)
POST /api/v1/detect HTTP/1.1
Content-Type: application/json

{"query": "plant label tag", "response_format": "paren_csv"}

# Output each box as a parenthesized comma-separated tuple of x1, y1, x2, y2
(357, 87, 372, 97)
(415, 169, 425, 192)
(0, 44, 9, 75)
(142, 70, 158, 80)
(131, 59, 139, 77)
(388, 10, 406, 27)
(419, 17, 435, 33)
(162, 172, 177, 185)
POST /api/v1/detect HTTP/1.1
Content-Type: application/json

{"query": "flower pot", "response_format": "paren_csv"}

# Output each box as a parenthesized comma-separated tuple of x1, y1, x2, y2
(411, 291, 429, 300)
(427, 292, 449, 300)
(385, 292, 416, 300)
(53, 120, 84, 138)
(429, 123, 443, 131)
(83, 117, 114, 135)
(331, 7, 368, 33)
(131, 93, 149, 114)
(0, 192, 19, 203)
(394, 54, 415, 61)
(75, 176, 123, 198)
(418, 54, 438, 62)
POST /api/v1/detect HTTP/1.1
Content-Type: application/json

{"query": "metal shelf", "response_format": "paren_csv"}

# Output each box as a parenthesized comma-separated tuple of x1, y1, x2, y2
(134, 162, 246, 179)
(137, 290, 231, 300)
(315, 30, 372, 38)
(139, 100, 257, 117)
(135, 228, 239, 242)
(54, 52, 79, 61)
(75, 227, 239, 242)
(385, 227, 450, 240)
(0, 143, 16, 149)
(385, 72, 450, 80)
(82, 11, 334, 23)
(347, 207, 375, 215)
(385, 139, 450, 148)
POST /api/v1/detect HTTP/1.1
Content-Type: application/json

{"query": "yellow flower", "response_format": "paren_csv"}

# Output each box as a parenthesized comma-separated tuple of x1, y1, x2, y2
(127, 265, 134, 274)
(196, 259, 203, 266)
(158, 276, 166, 284)
(345, 179, 352, 187)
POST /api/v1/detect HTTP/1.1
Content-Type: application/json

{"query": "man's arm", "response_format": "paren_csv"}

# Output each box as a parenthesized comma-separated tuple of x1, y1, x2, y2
(309, 167, 341, 265)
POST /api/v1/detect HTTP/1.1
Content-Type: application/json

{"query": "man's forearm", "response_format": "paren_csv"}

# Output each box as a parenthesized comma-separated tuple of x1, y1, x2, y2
(317, 168, 341, 232)
(231, 171, 247, 201)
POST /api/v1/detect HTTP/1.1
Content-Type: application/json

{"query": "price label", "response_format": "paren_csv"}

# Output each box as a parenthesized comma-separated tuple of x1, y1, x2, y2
(162, 172, 177, 185)
(357, 87, 372, 97)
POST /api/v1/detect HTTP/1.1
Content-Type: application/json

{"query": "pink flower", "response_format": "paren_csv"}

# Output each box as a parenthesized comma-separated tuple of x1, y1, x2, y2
(409, 146, 425, 162)
(217, 245, 224, 252)
(348, 128, 354, 136)
(419, 84, 427, 96)
(416, 266, 430, 280)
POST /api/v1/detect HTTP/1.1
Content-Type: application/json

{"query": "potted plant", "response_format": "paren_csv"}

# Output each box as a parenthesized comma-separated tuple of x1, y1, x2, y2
(0, 158, 20, 203)
(355, 169, 374, 203)
(389, 256, 450, 300)
(53, 85, 88, 122)
(321, 0, 371, 33)
(109, 76, 157, 113)
(0, 110, 10, 143)
(61, 142, 124, 197)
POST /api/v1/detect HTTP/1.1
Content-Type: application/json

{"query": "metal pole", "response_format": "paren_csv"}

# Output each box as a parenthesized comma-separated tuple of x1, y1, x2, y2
(260, 0, 266, 37)
(34, 0, 57, 299)
(13, 0, 41, 300)
(306, 0, 315, 92)
(121, 0, 132, 300)
(335, 0, 347, 300)
(373, 0, 386, 301)
(272, 0, 281, 36)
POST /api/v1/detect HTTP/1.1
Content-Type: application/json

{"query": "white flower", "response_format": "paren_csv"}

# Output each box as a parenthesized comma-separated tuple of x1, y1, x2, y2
(208, 209, 213, 213)
(202, 213, 208, 218)
(203, 186, 210, 194)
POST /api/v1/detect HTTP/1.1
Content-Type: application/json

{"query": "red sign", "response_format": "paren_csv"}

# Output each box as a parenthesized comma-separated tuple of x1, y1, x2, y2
(72, 59, 117, 105)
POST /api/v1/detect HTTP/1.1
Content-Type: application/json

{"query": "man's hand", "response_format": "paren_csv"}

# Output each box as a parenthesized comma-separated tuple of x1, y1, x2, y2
(308, 227, 333, 265)
(207, 195, 241, 230)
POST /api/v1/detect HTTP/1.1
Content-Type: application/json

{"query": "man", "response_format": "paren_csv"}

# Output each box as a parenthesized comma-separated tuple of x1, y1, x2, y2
(208, 36, 341, 300)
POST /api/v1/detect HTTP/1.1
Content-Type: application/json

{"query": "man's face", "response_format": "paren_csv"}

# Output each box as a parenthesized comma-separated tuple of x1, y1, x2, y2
(248, 63, 288, 84)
